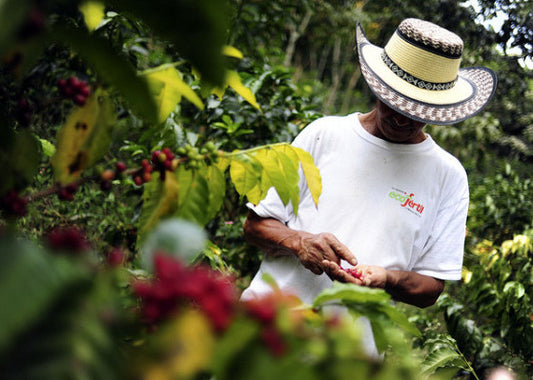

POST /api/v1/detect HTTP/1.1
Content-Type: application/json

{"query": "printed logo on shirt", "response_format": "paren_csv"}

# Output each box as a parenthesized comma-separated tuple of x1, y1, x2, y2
(389, 188, 424, 216)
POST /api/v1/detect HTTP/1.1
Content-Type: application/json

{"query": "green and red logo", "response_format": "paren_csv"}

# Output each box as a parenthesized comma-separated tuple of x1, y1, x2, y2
(389, 190, 424, 215)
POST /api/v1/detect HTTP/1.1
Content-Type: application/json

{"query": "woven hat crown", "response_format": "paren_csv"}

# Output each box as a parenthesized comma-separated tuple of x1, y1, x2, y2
(397, 18, 463, 57)
(383, 18, 464, 89)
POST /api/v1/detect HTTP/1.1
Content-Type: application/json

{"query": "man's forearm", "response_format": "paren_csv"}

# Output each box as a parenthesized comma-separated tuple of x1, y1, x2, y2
(243, 210, 305, 257)
(385, 270, 444, 308)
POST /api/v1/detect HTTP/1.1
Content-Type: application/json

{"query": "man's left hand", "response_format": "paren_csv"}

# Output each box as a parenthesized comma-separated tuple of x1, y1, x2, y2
(322, 261, 387, 288)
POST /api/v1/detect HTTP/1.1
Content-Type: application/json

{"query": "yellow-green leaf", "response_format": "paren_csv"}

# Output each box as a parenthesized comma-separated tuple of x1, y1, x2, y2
(254, 148, 300, 213)
(79, 1, 105, 31)
(137, 172, 180, 243)
(229, 155, 262, 203)
(51, 88, 116, 185)
(222, 45, 243, 59)
(226, 70, 260, 110)
(141, 64, 204, 123)
(292, 146, 322, 207)
(204, 165, 226, 222)
(174, 166, 211, 226)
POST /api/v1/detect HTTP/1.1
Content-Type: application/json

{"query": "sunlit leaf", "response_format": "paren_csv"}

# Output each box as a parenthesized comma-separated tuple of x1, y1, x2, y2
(137, 171, 180, 243)
(140, 64, 203, 123)
(254, 147, 300, 214)
(79, 1, 105, 31)
(226, 70, 261, 110)
(51, 88, 116, 185)
(222, 45, 243, 59)
(39, 138, 56, 158)
(229, 155, 262, 203)
(291, 146, 322, 207)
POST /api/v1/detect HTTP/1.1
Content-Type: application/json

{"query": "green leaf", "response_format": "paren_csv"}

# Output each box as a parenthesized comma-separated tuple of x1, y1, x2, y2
(79, 1, 106, 31)
(50, 25, 157, 122)
(175, 165, 211, 226)
(226, 70, 261, 110)
(204, 165, 226, 222)
(39, 138, 56, 158)
(0, 237, 90, 354)
(137, 171, 180, 243)
(313, 282, 391, 307)
(51, 88, 116, 185)
(421, 348, 469, 375)
(140, 64, 203, 123)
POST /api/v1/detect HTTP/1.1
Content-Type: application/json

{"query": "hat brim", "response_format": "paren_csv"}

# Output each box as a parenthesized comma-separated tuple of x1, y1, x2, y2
(356, 24, 497, 125)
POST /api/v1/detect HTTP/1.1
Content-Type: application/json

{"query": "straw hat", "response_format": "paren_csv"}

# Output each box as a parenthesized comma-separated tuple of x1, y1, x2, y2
(356, 18, 497, 125)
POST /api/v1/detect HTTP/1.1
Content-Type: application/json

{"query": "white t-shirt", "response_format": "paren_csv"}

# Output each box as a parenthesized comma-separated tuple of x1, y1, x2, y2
(241, 112, 469, 305)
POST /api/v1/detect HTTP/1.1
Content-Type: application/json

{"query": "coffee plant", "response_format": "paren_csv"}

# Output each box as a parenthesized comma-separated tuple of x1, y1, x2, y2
(0, 1, 531, 379)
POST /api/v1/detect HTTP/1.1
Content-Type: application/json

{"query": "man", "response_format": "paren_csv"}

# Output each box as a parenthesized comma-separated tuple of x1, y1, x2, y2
(240, 18, 497, 353)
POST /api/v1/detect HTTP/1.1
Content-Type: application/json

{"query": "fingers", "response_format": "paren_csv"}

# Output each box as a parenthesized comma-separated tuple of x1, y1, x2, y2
(296, 233, 357, 276)
(321, 233, 358, 266)
(322, 260, 363, 285)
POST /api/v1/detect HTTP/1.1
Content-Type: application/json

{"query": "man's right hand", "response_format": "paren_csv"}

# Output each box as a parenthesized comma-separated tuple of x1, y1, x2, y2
(244, 210, 357, 275)
(293, 232, 357, 275)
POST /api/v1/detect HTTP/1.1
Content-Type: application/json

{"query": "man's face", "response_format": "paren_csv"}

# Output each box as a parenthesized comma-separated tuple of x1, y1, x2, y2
(375, 100, 426, 143)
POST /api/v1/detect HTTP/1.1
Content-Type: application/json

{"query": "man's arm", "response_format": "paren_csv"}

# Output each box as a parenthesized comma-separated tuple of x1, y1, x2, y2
(243, 210, 358, 275)
(321, 261, 444, 308)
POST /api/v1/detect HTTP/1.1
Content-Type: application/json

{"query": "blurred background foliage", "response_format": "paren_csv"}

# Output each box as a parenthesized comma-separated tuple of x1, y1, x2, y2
(0, 0, 532, 379)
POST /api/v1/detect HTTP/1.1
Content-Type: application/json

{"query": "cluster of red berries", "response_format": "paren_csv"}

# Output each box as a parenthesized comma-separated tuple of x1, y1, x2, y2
(133, 253, 236, 332)
(100, 161, 128, 191)
(151, 148, 179, 176)
(243, 294, 290, 357)
(57, 183, 78, 201)
(46, 226, 90, 253)
(0, 190, 28, 217)
(341, 266, 364, 280)
(57, 77, 91, 106)
(132, 159, 153, 186)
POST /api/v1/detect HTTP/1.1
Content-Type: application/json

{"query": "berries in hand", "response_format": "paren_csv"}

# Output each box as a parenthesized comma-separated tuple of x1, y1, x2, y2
(341, 266, 364, 280)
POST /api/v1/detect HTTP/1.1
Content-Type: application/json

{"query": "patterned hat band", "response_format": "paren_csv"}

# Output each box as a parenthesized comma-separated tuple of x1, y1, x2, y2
(381, 51, 458, 91)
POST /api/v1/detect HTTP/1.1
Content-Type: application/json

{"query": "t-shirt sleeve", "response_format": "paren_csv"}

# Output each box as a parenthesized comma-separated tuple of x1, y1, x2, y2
(412, 170, 469, 281)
